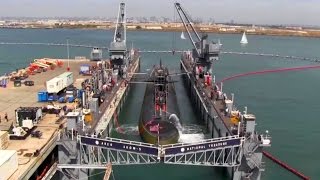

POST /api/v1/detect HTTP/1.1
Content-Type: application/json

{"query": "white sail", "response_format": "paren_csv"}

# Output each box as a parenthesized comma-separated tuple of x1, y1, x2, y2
(180, 31, 186, 39)
(218, 39, 223, 47)
(240, 32, 248, 44)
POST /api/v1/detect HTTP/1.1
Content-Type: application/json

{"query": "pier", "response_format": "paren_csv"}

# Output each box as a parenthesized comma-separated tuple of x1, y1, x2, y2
(0, 59, 96, 179)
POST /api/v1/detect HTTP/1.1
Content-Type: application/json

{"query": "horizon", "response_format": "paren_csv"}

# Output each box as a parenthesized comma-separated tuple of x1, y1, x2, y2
(0, 0, 320, 26)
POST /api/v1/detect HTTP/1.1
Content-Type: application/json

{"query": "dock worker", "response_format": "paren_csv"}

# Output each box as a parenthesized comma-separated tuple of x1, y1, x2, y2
(210, 90, 214, 100)
(4, 112, 8, 122)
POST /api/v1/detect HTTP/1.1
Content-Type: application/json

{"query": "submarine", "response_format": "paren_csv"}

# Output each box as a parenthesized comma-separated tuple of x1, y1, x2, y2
(138, 61, 181, 145)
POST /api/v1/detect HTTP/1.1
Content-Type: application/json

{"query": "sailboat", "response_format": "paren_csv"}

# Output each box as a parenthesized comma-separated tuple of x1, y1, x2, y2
(240, 31, 248, 44)
(180, 31, 186, 39)
(218, 39, 223, 47)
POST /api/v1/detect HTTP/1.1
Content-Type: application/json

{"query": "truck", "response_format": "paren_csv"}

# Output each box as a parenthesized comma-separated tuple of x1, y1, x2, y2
(46, 72, 73, 93)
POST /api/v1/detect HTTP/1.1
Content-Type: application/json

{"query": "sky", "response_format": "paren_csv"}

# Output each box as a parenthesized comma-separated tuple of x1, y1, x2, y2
(1, 0, 320, 26)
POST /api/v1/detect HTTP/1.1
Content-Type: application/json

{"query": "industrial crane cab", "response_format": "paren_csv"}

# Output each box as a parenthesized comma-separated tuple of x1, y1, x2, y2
(90, 47, 103, 61)
(193, 34, 220, 63)
(109, 2, 128, 78)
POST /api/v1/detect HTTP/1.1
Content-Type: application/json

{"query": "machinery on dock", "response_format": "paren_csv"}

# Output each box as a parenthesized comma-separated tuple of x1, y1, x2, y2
(90, 47, 103, 61)
(109, 2, 128, 78)
(174, 2, 220, 72)
(138, 60, 180, 145)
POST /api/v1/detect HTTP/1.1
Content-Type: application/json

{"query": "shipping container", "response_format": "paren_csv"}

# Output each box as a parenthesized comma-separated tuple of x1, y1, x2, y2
(37, 91, 48, 102)
(0, 150, 18, 180)
(56, 72, 73, 88)
(0, 131, 9, 150)
(46, 72, 73, 93)
(46, 77, 63, 93)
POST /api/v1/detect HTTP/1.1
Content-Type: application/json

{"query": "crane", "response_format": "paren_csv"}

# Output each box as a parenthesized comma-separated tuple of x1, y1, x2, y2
(174, 2, 220, 68)
(109, 2, 127, 78)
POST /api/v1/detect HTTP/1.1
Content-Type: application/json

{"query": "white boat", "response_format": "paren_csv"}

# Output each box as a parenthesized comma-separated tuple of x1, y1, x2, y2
(218, 39, 223, 47)
(240, 32, 248, 44)
(180, 31, 186, 39)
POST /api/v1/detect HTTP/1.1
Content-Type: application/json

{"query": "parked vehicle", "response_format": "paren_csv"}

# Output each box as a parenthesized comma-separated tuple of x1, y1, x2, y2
(24, 80, 34, 86)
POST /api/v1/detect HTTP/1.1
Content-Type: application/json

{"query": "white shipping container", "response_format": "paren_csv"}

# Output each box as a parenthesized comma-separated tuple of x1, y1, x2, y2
(0, 150, 18, 180)
(0, 131, 9, 150)
(46, 77, 64, 93)
(57, 72, 73, 88)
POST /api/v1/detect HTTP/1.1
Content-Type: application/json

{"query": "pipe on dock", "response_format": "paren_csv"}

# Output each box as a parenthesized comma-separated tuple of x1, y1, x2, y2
(262, 151, 309, 180)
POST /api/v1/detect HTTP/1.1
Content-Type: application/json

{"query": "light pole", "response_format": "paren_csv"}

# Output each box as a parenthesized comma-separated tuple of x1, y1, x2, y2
(67, 38, 70, 71)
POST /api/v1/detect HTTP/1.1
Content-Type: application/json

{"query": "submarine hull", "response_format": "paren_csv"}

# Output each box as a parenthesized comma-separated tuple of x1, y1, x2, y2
(139, 77, 180, 145)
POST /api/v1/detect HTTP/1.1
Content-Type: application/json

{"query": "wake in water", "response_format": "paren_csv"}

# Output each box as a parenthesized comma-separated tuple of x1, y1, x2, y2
(114, 117, 205, 144)
(168, 114, 206, 143)
(115, 124, 139, 135)
(178, 124, 206, 143)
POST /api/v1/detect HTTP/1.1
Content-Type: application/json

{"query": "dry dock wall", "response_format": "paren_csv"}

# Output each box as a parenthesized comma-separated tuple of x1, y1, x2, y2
(180, 60, 234, 178)
(94, 57, 140, 138)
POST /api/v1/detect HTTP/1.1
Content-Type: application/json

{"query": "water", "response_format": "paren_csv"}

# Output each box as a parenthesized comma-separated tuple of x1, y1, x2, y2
(1, 29, 320, 179)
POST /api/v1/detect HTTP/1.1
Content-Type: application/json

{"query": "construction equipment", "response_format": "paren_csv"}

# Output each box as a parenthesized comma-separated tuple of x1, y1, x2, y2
(174, 3, 220, 67)
(30, 130, 42, 138)
(109, 2, 128, 78)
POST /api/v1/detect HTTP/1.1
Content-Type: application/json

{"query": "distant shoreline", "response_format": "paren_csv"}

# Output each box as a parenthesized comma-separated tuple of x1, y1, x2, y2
(1, 24, 320, 38)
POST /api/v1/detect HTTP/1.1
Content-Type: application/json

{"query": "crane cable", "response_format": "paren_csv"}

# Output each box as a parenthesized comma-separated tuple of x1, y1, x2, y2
(172, 3, 176, 52)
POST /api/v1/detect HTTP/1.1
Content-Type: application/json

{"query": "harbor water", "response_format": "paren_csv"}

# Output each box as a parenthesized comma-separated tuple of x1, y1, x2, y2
(0, 29, 319, 179)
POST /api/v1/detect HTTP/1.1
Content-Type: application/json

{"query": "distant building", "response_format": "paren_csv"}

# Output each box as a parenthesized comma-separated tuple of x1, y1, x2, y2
(127, 25, 137, 29)
(246, 29, 256, 32)
(219, 27, 236, 32)
(145, 26, 163, 30)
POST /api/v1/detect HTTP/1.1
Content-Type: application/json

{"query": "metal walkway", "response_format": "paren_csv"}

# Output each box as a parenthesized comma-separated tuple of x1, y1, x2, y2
(57, 135, 243, 169)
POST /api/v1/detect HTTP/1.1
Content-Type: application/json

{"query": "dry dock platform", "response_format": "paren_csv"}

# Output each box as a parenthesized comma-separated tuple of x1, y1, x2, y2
(0, 59, 96, 179)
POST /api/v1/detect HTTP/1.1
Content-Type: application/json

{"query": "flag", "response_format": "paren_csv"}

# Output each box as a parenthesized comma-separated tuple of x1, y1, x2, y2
(150, 124, 159, 132)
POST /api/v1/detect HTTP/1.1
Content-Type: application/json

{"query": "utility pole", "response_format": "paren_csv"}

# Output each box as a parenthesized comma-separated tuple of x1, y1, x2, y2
(67, 38, 70, 71)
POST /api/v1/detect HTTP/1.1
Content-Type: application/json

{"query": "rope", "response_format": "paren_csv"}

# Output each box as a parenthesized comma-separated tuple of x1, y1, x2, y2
(172, 2, 176, 51)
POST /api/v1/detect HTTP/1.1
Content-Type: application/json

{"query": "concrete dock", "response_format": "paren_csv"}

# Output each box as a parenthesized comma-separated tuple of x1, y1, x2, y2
(93, 54, 140, 135)
(0, 59, 96, 179)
